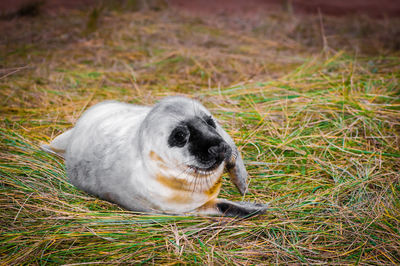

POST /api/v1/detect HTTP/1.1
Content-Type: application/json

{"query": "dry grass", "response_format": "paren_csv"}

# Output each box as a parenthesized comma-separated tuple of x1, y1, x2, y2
(1, 5, 400, 264)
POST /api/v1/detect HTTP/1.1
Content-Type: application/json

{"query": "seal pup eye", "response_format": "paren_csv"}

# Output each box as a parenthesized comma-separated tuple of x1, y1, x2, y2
(168, 126, 189, 148)
(205, 116, 216, 128)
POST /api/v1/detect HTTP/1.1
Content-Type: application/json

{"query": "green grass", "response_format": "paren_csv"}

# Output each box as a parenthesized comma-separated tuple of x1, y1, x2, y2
(1, 6, 400, 264)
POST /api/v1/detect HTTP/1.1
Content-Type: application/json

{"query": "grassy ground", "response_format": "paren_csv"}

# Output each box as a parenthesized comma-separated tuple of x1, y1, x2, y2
(1, 5, 400, 264)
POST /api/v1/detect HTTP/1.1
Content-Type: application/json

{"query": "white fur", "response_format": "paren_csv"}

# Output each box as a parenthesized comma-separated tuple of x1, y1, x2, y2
(42, 97, 259, 216)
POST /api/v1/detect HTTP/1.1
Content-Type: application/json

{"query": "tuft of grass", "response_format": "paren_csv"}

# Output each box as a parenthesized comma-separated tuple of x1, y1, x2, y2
(1, 6, 399, 264)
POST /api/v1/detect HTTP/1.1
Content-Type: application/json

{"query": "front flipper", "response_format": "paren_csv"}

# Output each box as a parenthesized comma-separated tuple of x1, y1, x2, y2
(226, 152, 248, 195)
(215, 126, 248, 195)
(216, 199, 268, 217)
(197, 199, 268, 217)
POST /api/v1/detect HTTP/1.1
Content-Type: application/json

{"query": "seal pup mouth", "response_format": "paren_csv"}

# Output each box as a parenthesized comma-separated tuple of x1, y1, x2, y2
(187, 160, 223, 175)
(188, 140, 232, 175)
(187, 143, 232, 176)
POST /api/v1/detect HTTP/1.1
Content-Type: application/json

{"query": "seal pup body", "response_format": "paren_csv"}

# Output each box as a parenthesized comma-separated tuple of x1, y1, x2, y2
(43, 97, 267, 217)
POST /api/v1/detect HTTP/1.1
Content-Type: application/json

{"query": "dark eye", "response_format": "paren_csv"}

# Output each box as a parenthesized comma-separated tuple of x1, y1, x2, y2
(168, 126, 189, 148)
(205, 116, 216, 128)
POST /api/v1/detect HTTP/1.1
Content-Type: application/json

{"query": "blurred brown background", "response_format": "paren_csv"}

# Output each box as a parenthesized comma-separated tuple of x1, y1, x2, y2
(1, 0, 400, 18)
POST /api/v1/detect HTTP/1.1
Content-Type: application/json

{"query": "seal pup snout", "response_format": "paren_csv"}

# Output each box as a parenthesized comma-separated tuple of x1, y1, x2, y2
(185, 117, 232, 171)
(208, 142, 232, 162)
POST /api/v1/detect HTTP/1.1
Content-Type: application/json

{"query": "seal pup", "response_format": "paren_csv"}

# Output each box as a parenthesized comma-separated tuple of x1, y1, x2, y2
(42, 96, 268, 217)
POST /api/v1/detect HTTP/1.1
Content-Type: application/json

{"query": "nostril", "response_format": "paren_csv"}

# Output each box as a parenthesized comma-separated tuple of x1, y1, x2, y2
(221, 143, 232, 159)
(208, 146, 219, 156)
(220, 142, 230, 153)
(208, 142, 231, 160)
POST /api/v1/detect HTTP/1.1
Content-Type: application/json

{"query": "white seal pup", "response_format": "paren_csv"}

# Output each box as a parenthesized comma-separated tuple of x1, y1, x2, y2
(42, 96, 267, 217)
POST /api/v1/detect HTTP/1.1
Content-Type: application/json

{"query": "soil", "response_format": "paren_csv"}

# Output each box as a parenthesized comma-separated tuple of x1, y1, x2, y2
(1, 0, 400, 18)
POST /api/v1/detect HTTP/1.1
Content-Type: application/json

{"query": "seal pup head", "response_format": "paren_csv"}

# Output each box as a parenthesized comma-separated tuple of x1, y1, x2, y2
(139, 96, 233, 178)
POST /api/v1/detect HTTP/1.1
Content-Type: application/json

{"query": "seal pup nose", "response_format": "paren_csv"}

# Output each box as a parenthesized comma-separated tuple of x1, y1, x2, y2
(208, 142, 232, 161)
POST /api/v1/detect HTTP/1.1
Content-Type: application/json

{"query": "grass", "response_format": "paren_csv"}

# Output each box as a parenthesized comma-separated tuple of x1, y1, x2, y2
(1, 5, 400, 264)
